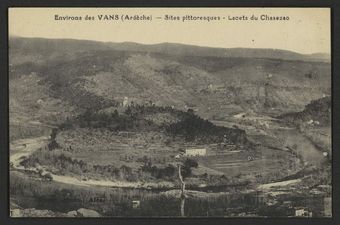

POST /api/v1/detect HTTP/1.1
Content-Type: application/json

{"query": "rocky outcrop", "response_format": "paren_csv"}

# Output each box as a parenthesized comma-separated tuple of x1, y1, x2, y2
(10, 208, 67, 217)
(10, 201, 101, 217)
(69, 208, 101, 217)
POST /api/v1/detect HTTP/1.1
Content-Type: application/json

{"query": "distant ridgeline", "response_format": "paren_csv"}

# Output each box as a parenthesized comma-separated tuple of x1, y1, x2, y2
(9, 37, 331, 117)
(9, 37, 330, 127)
(278, 96, 331, 126)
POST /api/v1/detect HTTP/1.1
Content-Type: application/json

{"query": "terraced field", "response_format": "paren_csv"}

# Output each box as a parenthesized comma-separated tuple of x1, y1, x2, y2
(198, 147, 299, 184)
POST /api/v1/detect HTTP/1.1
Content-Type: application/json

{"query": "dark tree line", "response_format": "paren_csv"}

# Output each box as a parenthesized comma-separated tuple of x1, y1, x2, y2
(166, 112, 249, 145)
(278, 96, 331, 126)
(56, 103, 249, 146)
(140, 158, 199, 180)
(141, 163, 176, 180)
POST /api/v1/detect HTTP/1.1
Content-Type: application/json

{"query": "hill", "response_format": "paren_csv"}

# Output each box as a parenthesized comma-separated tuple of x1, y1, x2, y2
(108, 42, 330, 62)
(9, 37, 330, 64)
(278, 96, 331, 126)
(58, 104, 250, 146)
(9, 37, 331, 134)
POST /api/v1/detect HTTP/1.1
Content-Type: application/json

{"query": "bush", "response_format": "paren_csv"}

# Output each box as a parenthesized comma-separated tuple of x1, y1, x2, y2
(141, 163, 176, 180)
(181, 158, 198, 178)
(166, 113, 249, 145)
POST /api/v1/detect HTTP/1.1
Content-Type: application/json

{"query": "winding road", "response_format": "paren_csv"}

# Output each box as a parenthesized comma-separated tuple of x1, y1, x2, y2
(212, 118, 329, 190)
(10, 135, 174, 189)
(10, 117, 328, 191)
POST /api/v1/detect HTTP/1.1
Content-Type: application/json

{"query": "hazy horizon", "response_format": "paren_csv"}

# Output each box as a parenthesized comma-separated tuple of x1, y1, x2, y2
(9, 35, 330, 56)
(9, 8, 330, 55)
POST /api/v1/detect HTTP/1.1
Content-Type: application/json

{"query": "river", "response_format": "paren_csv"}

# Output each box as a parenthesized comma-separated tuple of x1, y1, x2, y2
(10, 119, 330, 217)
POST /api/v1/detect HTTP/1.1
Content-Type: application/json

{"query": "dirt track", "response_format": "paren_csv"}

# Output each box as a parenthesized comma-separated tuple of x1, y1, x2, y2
(212, 118, 328, 190)
(10, 118, 327, 191)
(10, 135, 174, 189)
(10, 136, 50, 167)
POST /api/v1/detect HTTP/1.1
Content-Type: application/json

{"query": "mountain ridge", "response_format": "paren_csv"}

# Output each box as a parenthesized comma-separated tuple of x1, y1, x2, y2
(9, 36, 331, 126)
(9, 36, 331, 63)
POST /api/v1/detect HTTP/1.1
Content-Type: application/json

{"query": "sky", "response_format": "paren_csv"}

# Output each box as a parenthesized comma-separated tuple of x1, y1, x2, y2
(9, 8, 331, 54)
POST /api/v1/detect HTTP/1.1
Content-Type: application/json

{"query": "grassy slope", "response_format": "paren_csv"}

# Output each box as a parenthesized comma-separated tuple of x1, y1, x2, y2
(10, 48, 330, 123)
(278, 96, 331, 158)
(9, 37, 330, 183)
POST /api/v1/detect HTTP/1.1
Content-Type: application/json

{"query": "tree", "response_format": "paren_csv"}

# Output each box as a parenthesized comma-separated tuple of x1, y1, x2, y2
(184, 158, 198, 168)
(187, 108, 194, 114)
(181, 158, 198, 178)
(48, 140, 60, 151)
(50, 128, 58, 140)
(125, 106, 132, 117)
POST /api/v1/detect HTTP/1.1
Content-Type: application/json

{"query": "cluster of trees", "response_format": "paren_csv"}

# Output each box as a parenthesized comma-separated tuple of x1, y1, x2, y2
(124, 103, 183, 117)
(278, 96, 331, 126)
(166, 112, 249, 145)
(71, 105, 175, 132)
(47, 140, 60, 151)
(20, 150, 137, 181)
(180, 158, 198, 178)
(20, 148, 200, 182)
(47, 128, 60, 151)
(57, 103, 187, 133)
(136, 156, 170, 165)
(139, 158, 199, 180)
(55, 103, 250, 149)
(79, 109, 135, 131)
(141, 163, 176, 180)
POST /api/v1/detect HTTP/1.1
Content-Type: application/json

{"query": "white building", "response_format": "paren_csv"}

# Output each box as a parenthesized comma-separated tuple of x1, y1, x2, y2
(122, 97, 129, 107)
(185, 148, 206, 157)
(132, 200, 140, 209)
(295, 208, 312, 217)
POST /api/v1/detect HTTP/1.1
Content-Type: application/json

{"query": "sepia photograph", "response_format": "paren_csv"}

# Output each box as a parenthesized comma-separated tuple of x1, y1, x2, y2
(8, 7, 331, 218)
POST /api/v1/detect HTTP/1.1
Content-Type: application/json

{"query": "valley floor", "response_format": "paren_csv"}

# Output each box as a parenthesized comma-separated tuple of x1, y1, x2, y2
(9, 114, 331, 217)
